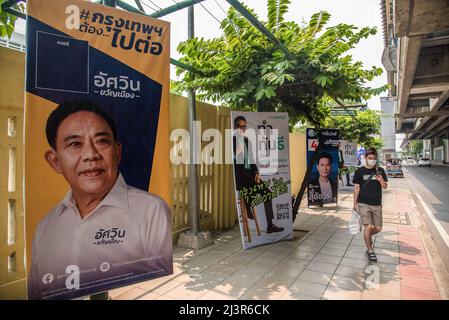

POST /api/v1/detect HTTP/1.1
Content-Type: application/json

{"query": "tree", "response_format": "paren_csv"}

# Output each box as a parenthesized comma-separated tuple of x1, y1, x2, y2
(404, 140, 423, 158)
(325, 109, 383, 149)
(0, 3, 24, 39)
(172, 0, 387, 128)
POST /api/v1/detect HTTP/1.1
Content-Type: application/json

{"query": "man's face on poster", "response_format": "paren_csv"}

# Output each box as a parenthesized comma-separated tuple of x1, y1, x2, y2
(235, 119, 247, 137)
(317, 157, 331, 179)
(45, 111, 121, 197)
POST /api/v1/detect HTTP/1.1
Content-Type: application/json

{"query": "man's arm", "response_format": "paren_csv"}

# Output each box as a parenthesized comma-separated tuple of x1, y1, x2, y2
(377, 175, 388, 189)
(353, 184, 360, 210)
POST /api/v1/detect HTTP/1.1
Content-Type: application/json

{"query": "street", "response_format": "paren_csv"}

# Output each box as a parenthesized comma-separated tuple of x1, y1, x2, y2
(401, 165, 449, 234)
(391, 164, 449, 269)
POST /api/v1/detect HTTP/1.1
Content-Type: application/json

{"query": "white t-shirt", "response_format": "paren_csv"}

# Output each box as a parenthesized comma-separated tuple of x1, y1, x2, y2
(28, 173, 173, 300)
(319, 179, 333, 204)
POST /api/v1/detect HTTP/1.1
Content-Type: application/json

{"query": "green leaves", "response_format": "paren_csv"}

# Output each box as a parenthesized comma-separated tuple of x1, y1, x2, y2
(255, 86, 276, 100)
(0, 3, 24, 39)
(267, 0, 291, 36)
(172, 1, 386, 128)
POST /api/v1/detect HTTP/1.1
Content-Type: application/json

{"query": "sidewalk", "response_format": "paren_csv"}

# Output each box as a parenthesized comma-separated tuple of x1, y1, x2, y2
(110, 187, 448, 300)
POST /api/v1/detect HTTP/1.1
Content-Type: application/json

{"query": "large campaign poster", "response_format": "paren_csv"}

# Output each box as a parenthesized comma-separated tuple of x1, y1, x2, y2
(339, 140, 357, 187)
(25, 0, 172, 299)
(231, 112, 293, 250)
(306, 129, 340, 206)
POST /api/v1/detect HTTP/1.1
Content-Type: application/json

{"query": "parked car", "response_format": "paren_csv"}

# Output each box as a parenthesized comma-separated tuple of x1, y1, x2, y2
(418, 158, 431, 167)
(386, 158, 404, 178)
(403, 157, 417, 165)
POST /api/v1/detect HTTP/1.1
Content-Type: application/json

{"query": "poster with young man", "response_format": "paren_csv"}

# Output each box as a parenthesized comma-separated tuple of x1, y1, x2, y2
(307, 129, 340, 206)
(25, 0, 172, 299)
(231, 112, 293, 250)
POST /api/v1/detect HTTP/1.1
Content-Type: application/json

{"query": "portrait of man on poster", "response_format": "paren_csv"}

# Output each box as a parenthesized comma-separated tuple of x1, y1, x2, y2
(232, 116, 284, 234)
(308, 152, 338, 205)
(28, 101, 173, 300)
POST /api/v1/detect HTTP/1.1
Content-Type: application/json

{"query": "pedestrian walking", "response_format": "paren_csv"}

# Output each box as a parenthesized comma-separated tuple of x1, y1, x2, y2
(352, 148, 388, 262)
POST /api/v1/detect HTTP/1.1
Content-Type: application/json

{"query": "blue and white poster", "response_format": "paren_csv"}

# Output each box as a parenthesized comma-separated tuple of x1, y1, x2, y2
(306, 129, 340, 206)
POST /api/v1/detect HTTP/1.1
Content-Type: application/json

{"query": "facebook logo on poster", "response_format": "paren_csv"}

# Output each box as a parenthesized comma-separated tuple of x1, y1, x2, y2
(35, 31, 89, 93)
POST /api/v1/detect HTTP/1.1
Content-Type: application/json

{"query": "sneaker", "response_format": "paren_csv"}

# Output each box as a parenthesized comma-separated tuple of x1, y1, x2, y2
(367, 251, 377, 262)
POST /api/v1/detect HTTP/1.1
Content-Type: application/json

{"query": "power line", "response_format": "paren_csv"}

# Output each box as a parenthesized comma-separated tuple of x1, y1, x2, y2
(140, 0, 157, 12)
(199, 1, 222, 25)
(214, 0, 228, 15)
(147, 0, 162, 10)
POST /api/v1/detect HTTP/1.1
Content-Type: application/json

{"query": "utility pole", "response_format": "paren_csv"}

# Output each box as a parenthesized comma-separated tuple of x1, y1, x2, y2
(187, 5, 200, 235)
(177, 5, 213, 250)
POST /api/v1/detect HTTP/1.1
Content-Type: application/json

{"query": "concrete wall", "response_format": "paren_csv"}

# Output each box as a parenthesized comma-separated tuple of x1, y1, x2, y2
(289, 133, 306, 197)
(0, 46, 26, 299)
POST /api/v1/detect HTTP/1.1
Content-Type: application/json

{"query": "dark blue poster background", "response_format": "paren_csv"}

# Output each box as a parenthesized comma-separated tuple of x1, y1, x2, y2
(306, 128, 340, 206)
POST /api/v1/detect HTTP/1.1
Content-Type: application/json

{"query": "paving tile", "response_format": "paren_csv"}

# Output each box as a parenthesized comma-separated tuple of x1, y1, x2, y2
(399, 243, 425, 254)
(344, 250, 369, 260)
(306, 261, 339, 274)
(296, 269, 333, 286)
(308, 233, 332, 241)
(266, 263, 306, 280)
(197, 290, 238, 300)
(372, 241, 398, 251)
(329, 275, 364, 292)
(202, 263, 239, 277)
(400, 286, 440, 300)
(399, 251, 429, 262)
(322, 289, 362, 300)
(323, 241, 350, 250)
(298, 244, 323, 254)
(361, 290, 399, 300)
(301, 239, 328, 247)
(327, 237, 352, 246)
(376, 263, 400, 275)
(347, 245, 370, 253)
(280, 291, 321, 300)
(114, 288, 148, 300)
(399, 256, 430, 269)
(374, 248, 399, 256)
(164, 282, 209, 300)
(109, 285, 135, 299)
(399, 265, 435, 280)
(210, 273, 263, 298)
(334, 265, 366, 279)
(136, 292, 161, 300)
(375, 254, 400, 265)
(319, 247, 347, 257)
(377, 280, 401, 298)
(175, 272, 225, 289)
(152, 280, 183, 295)
(400, 276, 439, 292)
(240, 277, 289, 300)
(340, 257, 371, 269)
(289, 250, 315, 261)
(288, 280, 328, 297)
(311, 253, 343, 265)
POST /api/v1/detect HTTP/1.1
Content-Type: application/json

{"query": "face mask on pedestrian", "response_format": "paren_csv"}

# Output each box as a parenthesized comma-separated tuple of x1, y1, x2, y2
(366, 159, 377, 168)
